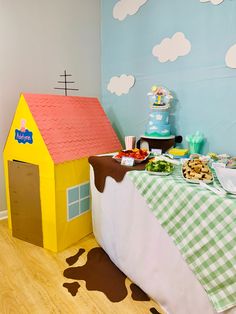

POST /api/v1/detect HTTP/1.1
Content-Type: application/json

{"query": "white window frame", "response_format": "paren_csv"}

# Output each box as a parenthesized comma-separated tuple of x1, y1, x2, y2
(66, 181, 90, 221)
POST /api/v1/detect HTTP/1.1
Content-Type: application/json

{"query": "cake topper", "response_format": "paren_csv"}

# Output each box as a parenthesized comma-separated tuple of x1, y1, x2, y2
(148, 85, 173, 109)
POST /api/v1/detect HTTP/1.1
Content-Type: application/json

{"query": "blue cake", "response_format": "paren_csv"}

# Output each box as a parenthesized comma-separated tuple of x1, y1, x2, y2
(145, 86, 173, 138)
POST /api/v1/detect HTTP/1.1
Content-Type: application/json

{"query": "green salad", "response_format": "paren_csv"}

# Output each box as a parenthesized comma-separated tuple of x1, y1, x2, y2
(145, 159, 174, 173)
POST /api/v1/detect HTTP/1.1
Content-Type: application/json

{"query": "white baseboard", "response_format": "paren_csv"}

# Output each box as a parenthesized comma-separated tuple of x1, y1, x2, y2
(0, 210, 8, 220)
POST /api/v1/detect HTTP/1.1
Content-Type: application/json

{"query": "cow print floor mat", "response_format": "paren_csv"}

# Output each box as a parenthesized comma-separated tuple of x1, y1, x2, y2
(63, 247, 162, 314)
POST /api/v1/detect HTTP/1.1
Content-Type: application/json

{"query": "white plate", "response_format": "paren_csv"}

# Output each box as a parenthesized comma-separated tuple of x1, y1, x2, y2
(182, 176, 213, 184)
(145, 170, 173, 176)
(214, 167, 236, 194)
(181, 160, 214, 184)
(181, 169, 213, 184)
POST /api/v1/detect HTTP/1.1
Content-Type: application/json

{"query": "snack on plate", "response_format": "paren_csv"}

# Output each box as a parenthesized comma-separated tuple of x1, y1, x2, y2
(208, 152, 231, 163)
(208, 152, 218, 161)
(182, 159, 213, 181)
(114, 148, 149, 160)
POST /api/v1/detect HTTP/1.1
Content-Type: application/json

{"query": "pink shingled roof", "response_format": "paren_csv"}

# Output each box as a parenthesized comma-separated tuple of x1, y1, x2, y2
(23, 93, 122, 164)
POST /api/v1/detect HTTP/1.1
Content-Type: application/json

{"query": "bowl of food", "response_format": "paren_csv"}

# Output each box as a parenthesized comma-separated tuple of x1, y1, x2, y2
(113, 148, 149, 164)
(182, 158, 213, 183)
(145, 156, 176, 175)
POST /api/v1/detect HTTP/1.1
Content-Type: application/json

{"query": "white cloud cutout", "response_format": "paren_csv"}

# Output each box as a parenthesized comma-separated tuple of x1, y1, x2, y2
(156, 114, 163, 121)
(107, 74, 135, 96)
(152, 32, 191, 63)
(225, 44, 236, 68)
(200, 0, 224, 5)
(113, 0, 148, 21)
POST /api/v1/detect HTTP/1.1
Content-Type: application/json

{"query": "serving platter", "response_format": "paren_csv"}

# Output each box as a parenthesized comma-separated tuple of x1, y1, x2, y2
(112, 149, 150, 164)
(145, 170, 173, 176)
(182, 159, 213, 184)
(112, 154, 149, 164)
(181, 169, 214, 184)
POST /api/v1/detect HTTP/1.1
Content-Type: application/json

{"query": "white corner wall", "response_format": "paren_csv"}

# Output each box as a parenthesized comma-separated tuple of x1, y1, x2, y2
(0, 0, 101, 211)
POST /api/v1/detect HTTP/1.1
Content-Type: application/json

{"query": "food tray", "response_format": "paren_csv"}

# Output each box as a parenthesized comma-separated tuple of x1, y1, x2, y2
(112, 154, 149, 164)
(182, 159, 213, 184)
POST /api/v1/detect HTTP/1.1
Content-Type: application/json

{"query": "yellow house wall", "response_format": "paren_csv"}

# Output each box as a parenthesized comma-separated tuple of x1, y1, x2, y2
(55, 158, 92, 252)
(3, 94, 57, 252)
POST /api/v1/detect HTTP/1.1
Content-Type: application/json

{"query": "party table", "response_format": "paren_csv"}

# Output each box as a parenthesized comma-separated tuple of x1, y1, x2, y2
(89, 156, 236, 314)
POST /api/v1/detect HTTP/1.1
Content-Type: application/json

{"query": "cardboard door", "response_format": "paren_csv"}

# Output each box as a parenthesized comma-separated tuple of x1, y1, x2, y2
(8, 160, 43, 247)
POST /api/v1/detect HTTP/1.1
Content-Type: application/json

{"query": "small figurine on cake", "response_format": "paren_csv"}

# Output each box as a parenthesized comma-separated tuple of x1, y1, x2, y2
(150, 85, 173, 108)
(145, 85, 173, 138)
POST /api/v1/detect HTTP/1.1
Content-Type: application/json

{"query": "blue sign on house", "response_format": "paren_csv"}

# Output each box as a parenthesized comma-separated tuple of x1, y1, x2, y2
(15, 128, 33, 144)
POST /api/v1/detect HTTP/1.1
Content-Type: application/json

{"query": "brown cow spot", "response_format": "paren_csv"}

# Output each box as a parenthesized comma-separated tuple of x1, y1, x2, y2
(130, 283, 150, 301)
(63, 247, 127, 302)
(150, 307, 161, 314)
(63, 282, 80, 296)
(66, 248, 85, 266)
(63, 247, 150, 304)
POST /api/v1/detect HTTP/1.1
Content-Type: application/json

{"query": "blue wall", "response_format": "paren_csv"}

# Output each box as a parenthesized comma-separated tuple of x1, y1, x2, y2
(101, 0, 236, 155)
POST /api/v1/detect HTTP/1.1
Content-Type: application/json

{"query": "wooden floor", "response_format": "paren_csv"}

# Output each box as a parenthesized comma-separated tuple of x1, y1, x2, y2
(0, 219, 164, 314)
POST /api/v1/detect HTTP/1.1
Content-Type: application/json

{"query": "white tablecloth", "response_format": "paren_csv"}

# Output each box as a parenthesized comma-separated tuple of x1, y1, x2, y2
(90, 167, 236, 314)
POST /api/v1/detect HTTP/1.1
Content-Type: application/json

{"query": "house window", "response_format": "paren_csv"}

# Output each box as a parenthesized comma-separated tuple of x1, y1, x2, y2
(67, 182, 90, 221)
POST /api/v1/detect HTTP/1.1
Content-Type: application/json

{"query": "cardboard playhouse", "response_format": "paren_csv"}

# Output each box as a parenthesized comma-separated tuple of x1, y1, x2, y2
(3, 93, 121, 252)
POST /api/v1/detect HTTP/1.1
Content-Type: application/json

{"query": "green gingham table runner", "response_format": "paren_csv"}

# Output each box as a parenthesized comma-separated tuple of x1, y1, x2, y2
(127, 167, 236, 312)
